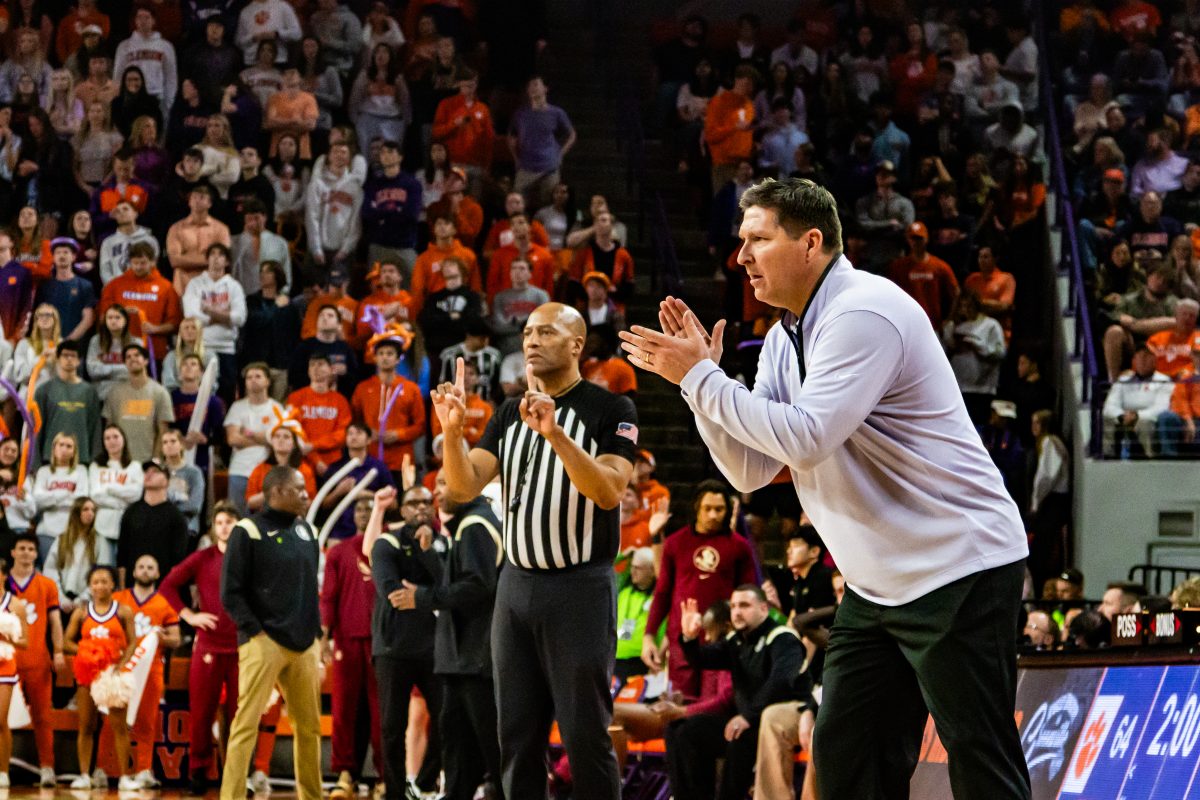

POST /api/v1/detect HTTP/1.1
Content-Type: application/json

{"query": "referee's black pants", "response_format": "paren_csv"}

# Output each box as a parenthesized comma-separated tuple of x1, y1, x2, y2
(811, 559, 1031, 800)
(374, 655, 442, 797)
(492, 562, 620, 800)
(664, 713, 757, 800)
(440, 674, 503, 800)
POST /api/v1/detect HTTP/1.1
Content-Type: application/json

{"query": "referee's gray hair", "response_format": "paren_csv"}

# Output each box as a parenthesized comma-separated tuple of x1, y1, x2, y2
(739, 177, 842, 252)
(631, 547, 655, 568)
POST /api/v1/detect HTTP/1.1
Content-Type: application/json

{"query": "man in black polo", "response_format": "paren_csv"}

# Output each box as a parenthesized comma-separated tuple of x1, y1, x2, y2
(785, 525, 835, 617)
(433, 302, 638, 800)
(219, 466, 322, 800)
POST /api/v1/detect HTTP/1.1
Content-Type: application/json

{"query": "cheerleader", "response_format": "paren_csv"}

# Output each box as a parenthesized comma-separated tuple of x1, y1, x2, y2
(63, 565, 137, 791)
(0, 557, 29, 789)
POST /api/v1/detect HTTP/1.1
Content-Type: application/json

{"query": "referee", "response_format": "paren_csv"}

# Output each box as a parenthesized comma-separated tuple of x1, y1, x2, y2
(620, 179, 1031, 800)
(433, 302, 637, 800)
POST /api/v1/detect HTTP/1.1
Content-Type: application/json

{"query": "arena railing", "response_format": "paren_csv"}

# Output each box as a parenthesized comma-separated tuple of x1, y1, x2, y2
(1035, 8, 1105, 457)
(1128, 564, 1200, 596)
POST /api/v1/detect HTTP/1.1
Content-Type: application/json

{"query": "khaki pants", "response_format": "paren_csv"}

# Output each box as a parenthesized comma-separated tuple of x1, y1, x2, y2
(754, 701, 815, 800)
(219, 635, 323, 800)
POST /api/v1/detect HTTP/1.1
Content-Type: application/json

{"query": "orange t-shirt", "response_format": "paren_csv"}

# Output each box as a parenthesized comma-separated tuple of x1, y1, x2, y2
(9, 572, 60, 669)
(620, 509, 652, 552)
(432, 94, 495, 169)
(1146, 329, 1200, 378)
(113, 589, 179, 679)
(430, 392, 492, 446)
(636, 479, 670, 510)
(410, 241, 482, 308)
(583, 356, 637, 396)
(482, 218, 550, 260)
(300, 292, 360, 342)
(350, 374, 426, 470)
(266, 91, 319, 158)
(99, 268, 183, 357)
(286, 386, 353, 469)
(1171, 371, 1200, 419)
(570, 245, 635, 287)
(246, 460, 317, 503)
(704, 90, 754, 166)
(487, 244, 557, 302)
(963, 268, 1016, 338)
(887, 253, 959, 329)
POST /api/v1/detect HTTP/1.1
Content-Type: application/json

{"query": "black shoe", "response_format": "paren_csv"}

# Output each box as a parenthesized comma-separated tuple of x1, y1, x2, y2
(189, 773, 211, 795)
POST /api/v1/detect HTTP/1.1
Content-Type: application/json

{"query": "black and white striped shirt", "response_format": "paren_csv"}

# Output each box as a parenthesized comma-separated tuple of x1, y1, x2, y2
(478, 380, 638, 570)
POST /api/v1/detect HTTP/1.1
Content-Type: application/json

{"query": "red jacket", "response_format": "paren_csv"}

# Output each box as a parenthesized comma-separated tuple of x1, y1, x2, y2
(320, 534, 375, 640)
(159, 547, 239, 653)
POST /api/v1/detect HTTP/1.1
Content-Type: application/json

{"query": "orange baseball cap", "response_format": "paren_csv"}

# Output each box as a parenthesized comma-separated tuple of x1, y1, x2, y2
(907, 221, 929, 240)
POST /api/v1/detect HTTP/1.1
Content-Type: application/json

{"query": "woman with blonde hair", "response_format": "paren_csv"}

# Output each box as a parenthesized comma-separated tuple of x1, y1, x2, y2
(160, 317, 216, 392)
(196, 114, 240, 199)
(10, 302, 58, 396)
(72, 100, 122, 193)
(84, 304, 140, 401)
(43, 68, 82, 139)
(43, 496, 101, 613)
(127, 114, 169, 194)
(31, 432, 89, 557)
(87, 425, 142, 564)
(13, 204, 43, 270)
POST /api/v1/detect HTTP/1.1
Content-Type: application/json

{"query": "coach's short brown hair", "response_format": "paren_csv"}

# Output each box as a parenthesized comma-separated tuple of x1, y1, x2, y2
(739, 178, 842, 253)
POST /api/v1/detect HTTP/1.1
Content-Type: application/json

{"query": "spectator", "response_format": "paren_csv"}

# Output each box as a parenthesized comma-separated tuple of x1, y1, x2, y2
(102, 344, 174, 462)
(183, 20, 240, 106)
(704, 66, 756, 194)
(361, 139, 421, 277)
(482, 192, 550, 262)
(1112, 33, 1169, 117)
(98, 200, 158, 286)
(508, 76, 576, 206)
(488, 213, 556, 303)
(157, 148, 208, 229)
(1103, 346, 1174, 457)
(410, 215, 481, 309)
(264, 68, 318, 161)
(113, 7, 176, 115)
(436, 317, 502, 404)
(418, 257, 484, 362)
(157, 429, 204, 536)
(432, 67, 493, 181)
(309, 0, 362, 80)
(84, 304, 139, 402)
(644, 480, 757, 699)
(290, 301, 359, 397)
(321, 421, 393, 541)
(1130, 129, 1189, 199)
(534, 182, 579, 253)
(244, 424, 315, 512)
(166, 183, 232, 296)
(348, 44, 410, 157)
(1103, 262, 1179, 380)
(240, 41, 283, 114)
(1012, 349, 1057, 447)
(32, 432, 90, 552)
(75, 52, 117, 110)
(305, 141, 362, 274)
(867, 92, 910, 179)
(887, 221, 959, 330)
(57, 0, 109, 66)
(758, 98, 809, 181)
(984, 103, 1038, 160)
(963, 245, 1015, 338)
(1099, 581, 1143, 620)
(1161, 344, 1200, 457)
(613, 546, 658, 681)
(1077, 167, 1132, 272)
(581, 328, 636, 398)
(666, 585, 810, 800)
(424, 168, 482, 248)
(240, 261, 301, 397)
(651, 15, 708, 130)
(181, 242, 245, 404)
(34, 341, 101, 463)
(965, 50, 1019, 124)
(1000, 19, 1038, 114)
(754, 61, 806, 136)
(428, 359, 492, 446)
(111, 67, 162, 139)
(977, 400, 1025, 502)
(783, 526, 835, 617)
(1116, 191, 1181, 262)
(98, 241, 180, 360)
(1029, 410, 1070, 584)
(36, 238, 95, 342)
(568, 212, 634, 300)
(227, 145, 276, 230)
(771, 19, 818, 78)
(889, 20, 938, 119)
(195, 115, 241, 200)
(1164, 161, 1200, 227)
(1023, 610, 1059, 650)
(1146, 300, 1200, 378)
(0, 29, 52, 103)
(579, 272, 626, 334)
(286, 353, 352, 477)
(941, 290, 1006, 424)
(351, 335, 424, 483)
(355, 260, 414, 356)
(230, 199, 290, 295)
(235, 0, 302, 65)
(490, 258, 549, 355)
(116, 461, 187, 582)
(856, 160, 915, 270)
(73, 101, 123, 197)
(43, 496, 99, 612)
(223, 362, 283, 511)
(88, 424, 142, 564)
(168, 354, 225, 473)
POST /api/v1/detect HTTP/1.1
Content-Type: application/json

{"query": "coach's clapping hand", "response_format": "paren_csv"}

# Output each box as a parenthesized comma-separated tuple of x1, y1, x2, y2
(520, 365, 559, 437)
(431, 356, 468, 437)
(619, 297, 726, 385)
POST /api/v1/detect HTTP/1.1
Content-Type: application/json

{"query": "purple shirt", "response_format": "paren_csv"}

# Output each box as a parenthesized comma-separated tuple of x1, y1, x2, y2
(508, 104, 573, 173)
(0, 260, 32, 343)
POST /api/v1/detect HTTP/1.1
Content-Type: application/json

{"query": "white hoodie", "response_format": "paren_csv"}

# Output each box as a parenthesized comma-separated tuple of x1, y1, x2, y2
(113, 30, 177, 110)
(88, 460, 144, 543)
(305, 165, 363, 258)
(182, 272, 247, 355)
(31, 465, 89, 540)
(99, 226, 159, 286)
(236, 0, 303, 65)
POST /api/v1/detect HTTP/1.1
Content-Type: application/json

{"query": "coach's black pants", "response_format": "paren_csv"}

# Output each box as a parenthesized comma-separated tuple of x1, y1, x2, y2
(440, 674, 503, 800)
(811, 559, 1031, 800)
(664, 713, 757, 800)
(492, 562, 620, 800)
(374, 655, 442, 797)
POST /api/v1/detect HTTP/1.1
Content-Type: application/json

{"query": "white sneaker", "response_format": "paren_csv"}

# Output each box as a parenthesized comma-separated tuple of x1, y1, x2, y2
(69, 776, 91, 790)
(39, 767, 56, 788)
(118, 775, 140, 791)
(135, 770, 161, 789)
(249, 771, 271, 795)
(0, 772, 10, 788)
(91, 769, 108, 789)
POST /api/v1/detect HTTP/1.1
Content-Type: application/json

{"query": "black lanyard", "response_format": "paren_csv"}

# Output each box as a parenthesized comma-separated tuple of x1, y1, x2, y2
(781, 254, 840, 385)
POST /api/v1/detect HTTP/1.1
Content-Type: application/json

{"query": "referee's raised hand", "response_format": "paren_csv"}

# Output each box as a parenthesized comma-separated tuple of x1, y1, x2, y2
(431, 356, 468, 436)
(520, 364, 558, 437)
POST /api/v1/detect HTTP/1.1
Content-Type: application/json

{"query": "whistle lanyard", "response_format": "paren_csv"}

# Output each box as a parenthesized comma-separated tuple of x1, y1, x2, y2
(781, 255, 839, 385)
